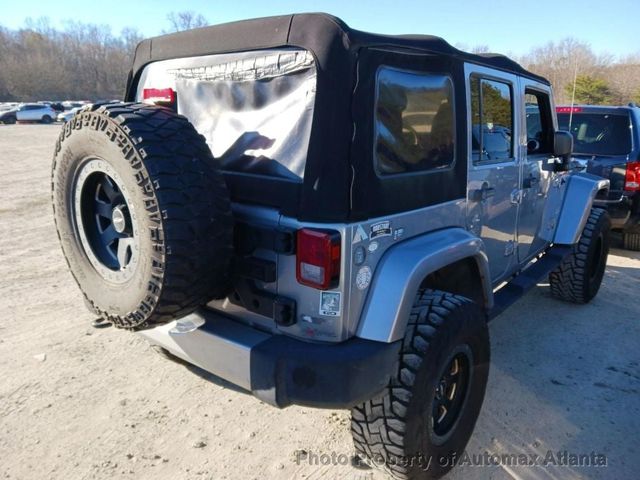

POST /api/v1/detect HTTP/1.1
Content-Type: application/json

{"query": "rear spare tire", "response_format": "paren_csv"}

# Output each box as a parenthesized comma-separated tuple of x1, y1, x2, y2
(52, 103, 233, 330)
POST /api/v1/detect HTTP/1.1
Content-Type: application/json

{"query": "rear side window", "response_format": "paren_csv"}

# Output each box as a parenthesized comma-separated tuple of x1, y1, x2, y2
(557, 112, 632, 155)
(471, 77, 513, 163)
(374, 67, 455, 175)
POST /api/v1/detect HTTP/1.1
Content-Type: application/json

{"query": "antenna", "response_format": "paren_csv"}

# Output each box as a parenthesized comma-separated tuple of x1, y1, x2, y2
(568, 59, 578, 128)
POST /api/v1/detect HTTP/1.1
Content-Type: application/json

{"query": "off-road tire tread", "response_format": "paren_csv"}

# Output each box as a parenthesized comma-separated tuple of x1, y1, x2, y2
(549, 208, 609, 303)
(350, 290, 472, 480)
(52, 102, 233, 330)
(622, 232, 640, 251)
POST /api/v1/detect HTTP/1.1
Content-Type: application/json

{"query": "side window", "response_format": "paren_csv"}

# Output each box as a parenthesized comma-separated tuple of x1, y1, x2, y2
(471, 77, 513, 164)
(525, 90, 553, 154)
(374, 67, 455, 175)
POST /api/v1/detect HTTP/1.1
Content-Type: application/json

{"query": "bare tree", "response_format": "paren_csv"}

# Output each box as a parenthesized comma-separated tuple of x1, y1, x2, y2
(165, 11, 209, 33)
(454, 43, 490, 54)
(607, 55, 640, 104)
(0, 17, 141, 101)
(519, 38, 613, 104)
(1, 18, 639, 105)
(471, 45, 490, 54)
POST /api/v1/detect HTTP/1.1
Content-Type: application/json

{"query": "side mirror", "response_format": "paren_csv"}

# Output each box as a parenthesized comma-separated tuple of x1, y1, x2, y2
(553, 130, 573, 171)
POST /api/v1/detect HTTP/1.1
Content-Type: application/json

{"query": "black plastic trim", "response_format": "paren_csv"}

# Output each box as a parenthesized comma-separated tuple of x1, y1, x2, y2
(250, 335, 401, 408)
(235, 222, 296, 255)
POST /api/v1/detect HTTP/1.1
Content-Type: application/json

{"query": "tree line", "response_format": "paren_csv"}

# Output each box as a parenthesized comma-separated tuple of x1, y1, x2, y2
(516, 37, 640, 105)
(1, 16, 638, 105)
(0, 12, 207, 102)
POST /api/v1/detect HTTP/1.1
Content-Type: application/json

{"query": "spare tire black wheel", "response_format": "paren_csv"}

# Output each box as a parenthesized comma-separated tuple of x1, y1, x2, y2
(52, 103, 234, 330)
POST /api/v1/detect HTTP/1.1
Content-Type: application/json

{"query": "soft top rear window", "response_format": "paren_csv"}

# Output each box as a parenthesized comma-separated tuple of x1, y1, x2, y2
(136, 49, 317, 181)
(558, 112, 632, 156)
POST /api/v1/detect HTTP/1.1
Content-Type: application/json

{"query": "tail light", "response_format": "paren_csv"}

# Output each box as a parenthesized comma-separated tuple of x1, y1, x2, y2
(296, 229, 341, 290)
(624, 161, 640, 191)
(143, 88, 176, 107)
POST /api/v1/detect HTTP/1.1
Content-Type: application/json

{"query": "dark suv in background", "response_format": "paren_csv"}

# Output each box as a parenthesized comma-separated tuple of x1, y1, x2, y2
(557, 105, 640, 250)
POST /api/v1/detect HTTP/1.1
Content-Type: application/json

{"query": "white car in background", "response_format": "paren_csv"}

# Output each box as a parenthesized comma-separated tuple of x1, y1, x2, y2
(57, 107, 82, 123)
(15, 103, 57, 123)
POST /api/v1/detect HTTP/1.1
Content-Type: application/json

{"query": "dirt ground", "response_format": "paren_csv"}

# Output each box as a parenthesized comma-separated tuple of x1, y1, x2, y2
(0, 124, 638, 480)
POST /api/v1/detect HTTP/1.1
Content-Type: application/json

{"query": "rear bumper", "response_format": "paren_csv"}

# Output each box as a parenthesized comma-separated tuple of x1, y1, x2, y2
(138, 308, 400, 408)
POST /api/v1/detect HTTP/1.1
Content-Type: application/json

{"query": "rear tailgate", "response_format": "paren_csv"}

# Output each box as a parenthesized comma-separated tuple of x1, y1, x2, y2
(557, 109, 634, 198)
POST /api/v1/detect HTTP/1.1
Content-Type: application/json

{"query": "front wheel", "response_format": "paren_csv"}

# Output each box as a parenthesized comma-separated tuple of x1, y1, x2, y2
(549, 208, 610, 303)
(41, 115, 53, 124)
(351, 290, 490, 480)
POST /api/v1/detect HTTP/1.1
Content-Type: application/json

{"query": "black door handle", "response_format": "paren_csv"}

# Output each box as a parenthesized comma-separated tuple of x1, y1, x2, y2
(471, 184, 495, 201)
(523, 176, 539, 189)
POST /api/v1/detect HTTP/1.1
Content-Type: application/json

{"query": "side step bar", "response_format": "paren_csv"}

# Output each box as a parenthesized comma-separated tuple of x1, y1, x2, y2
(489, 245, 572, 320)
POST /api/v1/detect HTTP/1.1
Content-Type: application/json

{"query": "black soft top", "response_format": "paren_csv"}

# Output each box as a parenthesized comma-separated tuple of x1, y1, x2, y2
(126, 14, 549, 222)
(127, 13, 546, 91)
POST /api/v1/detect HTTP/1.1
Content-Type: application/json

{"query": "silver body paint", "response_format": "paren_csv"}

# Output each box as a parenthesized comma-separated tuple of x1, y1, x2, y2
(553, 172, 610, 245)
(357, 226, 491, 343)
(137, 53, 608, 346)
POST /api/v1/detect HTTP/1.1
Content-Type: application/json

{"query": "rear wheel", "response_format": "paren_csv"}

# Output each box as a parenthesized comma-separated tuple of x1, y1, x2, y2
(3, 115, 16, 124)
(351, 290, 490, 480)
(41, 114, 53, 124)
(549, 208, 610, 303)
(52, 103, 234, 330)
(622, 231, 640, 251)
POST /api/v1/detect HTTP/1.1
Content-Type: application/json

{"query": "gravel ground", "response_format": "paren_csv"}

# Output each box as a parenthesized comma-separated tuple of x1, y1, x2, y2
(1, 124, 639, 480)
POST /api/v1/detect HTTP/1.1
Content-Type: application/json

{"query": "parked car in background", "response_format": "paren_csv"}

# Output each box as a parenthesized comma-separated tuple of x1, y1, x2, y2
(15, 103, 57, 123)
(557, 105, 640, 250)
(46, 102, 65, 112)
(0, 102, 20, 111)
(62, 101, 88, 110)
(57, 106, 82, 123)
(0, 106, 18, 124)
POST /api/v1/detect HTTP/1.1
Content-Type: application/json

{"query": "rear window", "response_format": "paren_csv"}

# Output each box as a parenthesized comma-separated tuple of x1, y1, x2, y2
(137, 49, 317, 181)
(558, 112, 632, 155)
(374, 67, 455, 175)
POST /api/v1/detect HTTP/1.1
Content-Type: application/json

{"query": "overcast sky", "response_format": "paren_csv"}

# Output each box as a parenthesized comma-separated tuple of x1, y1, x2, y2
(2, 0, 638, 58)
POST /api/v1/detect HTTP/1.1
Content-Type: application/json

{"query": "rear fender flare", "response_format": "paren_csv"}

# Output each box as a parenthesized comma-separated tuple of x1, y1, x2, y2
(356, 228, 492, 343)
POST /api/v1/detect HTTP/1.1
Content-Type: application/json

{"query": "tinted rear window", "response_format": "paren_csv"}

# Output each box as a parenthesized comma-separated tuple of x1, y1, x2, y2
(374, 67, 455, 175)
(558, 112, 632, 155)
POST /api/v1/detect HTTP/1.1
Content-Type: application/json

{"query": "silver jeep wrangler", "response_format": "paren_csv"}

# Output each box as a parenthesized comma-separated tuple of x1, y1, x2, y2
(52, 13, 611, 480)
